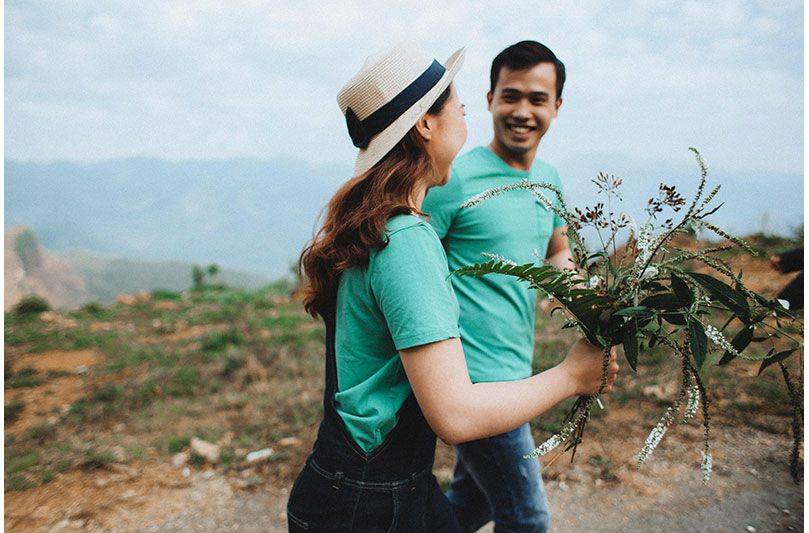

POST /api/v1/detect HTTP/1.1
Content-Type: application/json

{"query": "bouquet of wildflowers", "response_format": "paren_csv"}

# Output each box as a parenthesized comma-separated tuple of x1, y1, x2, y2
(455, 149, 803, 483)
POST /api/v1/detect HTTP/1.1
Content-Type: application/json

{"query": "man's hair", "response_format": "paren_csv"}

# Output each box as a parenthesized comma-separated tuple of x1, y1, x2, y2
(490, 40, 566, 98)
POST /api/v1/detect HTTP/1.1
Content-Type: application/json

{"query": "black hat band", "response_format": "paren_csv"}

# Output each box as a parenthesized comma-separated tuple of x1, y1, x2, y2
(345, 60, 446, 149)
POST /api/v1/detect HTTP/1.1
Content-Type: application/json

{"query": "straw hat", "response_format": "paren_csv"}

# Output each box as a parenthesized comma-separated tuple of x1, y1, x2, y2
(337, 42, 465, 175)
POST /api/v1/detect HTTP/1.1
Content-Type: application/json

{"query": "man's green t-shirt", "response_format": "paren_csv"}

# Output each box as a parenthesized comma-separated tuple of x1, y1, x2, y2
(422, 146, 565, 383)
(334, 214, 460, 453)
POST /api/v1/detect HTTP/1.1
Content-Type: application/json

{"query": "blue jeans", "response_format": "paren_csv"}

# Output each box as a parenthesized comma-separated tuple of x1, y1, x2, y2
(288, 457, 458, 532)
(447, 424, 550, 532)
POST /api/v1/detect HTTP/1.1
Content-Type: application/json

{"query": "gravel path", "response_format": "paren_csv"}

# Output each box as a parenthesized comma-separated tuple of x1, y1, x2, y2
(130, 426, 801, 532)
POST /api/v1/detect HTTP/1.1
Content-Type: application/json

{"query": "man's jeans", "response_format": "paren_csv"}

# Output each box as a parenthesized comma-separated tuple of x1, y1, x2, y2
(446, 423, 550, 532)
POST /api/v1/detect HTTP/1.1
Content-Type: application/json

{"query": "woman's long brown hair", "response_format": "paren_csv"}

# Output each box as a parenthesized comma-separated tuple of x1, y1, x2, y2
(300, 86, 452, 318)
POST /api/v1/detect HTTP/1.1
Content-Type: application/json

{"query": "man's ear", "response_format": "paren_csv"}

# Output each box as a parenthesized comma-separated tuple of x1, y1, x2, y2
(414, 114, 433, 142)
(554, 97, 563, 115)
(486, 91, 493, 112)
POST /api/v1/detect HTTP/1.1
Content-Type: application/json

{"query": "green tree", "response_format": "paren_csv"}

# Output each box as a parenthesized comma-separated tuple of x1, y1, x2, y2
(192, 265, 205, 290)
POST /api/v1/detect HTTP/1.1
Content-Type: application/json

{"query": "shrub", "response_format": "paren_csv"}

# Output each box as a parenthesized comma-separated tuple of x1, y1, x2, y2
(91, 383, 123, 403)
(6, 451, 39, 473)
(221, 354, 245, 377)
(6, 473, 36, 491)
(26, 423, 57, 443)
(167, 435, 190, 454)
(80, 449, 116, 470)
(12, 295, 50, 315)
(8, 368, 42, 389)
(168, 367, 200, 397)
(152, 289, 182, 301)
(4, 401, 25, 424)
(80, 301, 105, 315)
(201, 328, 244, 352)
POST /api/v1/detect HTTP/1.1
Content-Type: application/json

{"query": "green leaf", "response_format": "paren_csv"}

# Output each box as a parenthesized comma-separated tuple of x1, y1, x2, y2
(758, 349, 797, 375)
(688, 320, 708, 369)
(622, 319, 639, 372)
(614, 306, 652, 318)
(717, 326, 754, 365)
(670, 274, 693, 306)
(640, 293, 684, 311)
(661, 312, 687, 325)
(686, 272, 749, 316)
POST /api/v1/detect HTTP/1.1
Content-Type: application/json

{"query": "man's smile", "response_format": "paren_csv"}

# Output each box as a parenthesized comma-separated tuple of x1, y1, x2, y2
(506, 122, 538, 137)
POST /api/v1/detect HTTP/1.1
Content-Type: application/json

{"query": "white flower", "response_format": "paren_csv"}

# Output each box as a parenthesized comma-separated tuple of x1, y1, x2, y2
(777, 299, 790, 310)
(633, 223, 662, 273)
(527, 434, 563, 458)
(682, 383, 700, 423)
(705, 325, 739, 356)
(585, 275, 602, 289)
(640, 266, 659, 280)
(700, 450, 713, 484)
(637, 422, 668, 467)
(481, 252, 517, 266)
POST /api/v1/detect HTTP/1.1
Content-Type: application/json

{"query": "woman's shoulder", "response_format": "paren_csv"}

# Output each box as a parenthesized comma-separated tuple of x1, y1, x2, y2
(374, 214, 444, 260)
(384, 213, 438, 240)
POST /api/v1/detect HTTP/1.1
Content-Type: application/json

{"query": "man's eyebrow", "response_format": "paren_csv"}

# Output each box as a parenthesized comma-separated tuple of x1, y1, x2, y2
(500, 87, 550, 98)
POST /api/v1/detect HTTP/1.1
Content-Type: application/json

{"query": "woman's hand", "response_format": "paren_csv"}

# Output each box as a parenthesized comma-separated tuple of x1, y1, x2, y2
(558, 340, 619, 396)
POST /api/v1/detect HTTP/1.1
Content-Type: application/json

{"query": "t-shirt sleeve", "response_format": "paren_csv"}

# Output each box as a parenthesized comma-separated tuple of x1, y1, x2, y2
(421, 168, 462, 239)
(370, 223, 460, 350)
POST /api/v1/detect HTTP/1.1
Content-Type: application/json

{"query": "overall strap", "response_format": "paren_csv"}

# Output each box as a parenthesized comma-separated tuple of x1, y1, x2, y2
(321, 305, 339, 416)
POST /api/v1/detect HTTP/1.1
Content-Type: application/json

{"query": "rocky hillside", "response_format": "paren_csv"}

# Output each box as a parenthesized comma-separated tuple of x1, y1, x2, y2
(5, 227, 91, 310)
(5, 227, 272, 309)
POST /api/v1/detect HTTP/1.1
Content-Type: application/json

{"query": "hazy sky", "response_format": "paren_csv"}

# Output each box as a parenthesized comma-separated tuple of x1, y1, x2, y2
(5, 1, 804, 174)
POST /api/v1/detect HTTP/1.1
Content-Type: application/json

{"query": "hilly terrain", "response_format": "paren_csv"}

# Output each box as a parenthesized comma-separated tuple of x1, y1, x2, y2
(5, 153, 803, 279)
(5, 227, 270, 310)
(4, 233, 803, 531)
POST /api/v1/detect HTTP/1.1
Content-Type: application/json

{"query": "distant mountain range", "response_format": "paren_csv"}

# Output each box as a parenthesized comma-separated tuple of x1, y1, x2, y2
(4, 152, 803, 279)
(5, 226, 269, 309)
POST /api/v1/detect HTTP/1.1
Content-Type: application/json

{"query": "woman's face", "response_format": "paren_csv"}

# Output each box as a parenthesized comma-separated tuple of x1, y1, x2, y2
(425, 84, 467, 185)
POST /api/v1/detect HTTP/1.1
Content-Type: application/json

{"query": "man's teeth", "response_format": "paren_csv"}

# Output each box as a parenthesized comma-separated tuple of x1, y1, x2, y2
(508, 125, 533, 133)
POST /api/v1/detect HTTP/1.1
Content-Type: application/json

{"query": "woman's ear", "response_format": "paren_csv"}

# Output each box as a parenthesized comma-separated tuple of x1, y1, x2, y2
(414, 114, 433, 142)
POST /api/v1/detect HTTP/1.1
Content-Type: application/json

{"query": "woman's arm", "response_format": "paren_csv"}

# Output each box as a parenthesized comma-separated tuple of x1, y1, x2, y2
(400, 337, 617, 445)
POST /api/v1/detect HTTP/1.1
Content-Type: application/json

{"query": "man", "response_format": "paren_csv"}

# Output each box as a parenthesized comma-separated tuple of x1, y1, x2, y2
(423, 41, 572, 532)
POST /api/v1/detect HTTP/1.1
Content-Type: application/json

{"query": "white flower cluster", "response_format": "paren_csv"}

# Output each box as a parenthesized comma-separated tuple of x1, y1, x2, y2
(481, 252, 517, 266)
(634, 224, 658, 267)
(700, 450, 713, 484)
(682, 383, 700, 423)
(704, 325, 739, 356)
(527, 433, 563, 458)
(637, 409, 674, 468)
(640, 265, 659, 281)
(585, 275, 602, 289)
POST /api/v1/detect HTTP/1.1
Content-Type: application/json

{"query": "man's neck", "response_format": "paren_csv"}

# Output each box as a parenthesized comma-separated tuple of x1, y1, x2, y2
(488, 140, 538, 172)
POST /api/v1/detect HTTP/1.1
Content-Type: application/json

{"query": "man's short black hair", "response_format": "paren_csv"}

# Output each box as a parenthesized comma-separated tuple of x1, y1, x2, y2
(489, 41, 566, 98)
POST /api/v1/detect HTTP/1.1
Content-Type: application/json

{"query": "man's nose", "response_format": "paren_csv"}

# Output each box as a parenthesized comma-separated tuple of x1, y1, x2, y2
(510, 102, 531, 120)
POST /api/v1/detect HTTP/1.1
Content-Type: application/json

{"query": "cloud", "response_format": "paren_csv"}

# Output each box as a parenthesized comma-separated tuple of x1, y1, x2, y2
(5, 0, 803, 174)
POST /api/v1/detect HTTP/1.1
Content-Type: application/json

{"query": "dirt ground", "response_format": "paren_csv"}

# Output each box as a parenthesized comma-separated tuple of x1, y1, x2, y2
(5, 416, 802, 532)
(4, 236, 803, 531)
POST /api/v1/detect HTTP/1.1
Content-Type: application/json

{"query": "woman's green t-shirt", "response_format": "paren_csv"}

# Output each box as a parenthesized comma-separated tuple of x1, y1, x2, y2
(334, 214, 460, 453)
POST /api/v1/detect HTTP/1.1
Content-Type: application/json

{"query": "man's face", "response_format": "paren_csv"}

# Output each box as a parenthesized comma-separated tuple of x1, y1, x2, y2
(487, 62, 562, 155)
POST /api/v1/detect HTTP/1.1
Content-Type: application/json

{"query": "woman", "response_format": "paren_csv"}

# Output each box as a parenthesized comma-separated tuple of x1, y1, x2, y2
(287, 43, 618, 532)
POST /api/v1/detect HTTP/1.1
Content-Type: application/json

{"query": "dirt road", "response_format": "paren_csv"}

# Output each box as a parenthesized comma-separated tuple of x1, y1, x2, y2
(7, 425, 801, 532)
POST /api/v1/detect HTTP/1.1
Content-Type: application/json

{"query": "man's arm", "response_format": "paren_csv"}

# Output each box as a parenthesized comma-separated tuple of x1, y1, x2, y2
(546, 225, 575, 270)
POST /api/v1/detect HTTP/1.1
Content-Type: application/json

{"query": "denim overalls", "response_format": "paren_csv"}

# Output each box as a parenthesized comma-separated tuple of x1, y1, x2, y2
(286, 307, 459, 532)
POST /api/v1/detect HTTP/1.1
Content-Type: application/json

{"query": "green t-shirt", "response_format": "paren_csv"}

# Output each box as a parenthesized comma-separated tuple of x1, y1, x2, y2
(422, 146, 565, 383)
(334, 214, 460, 453)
